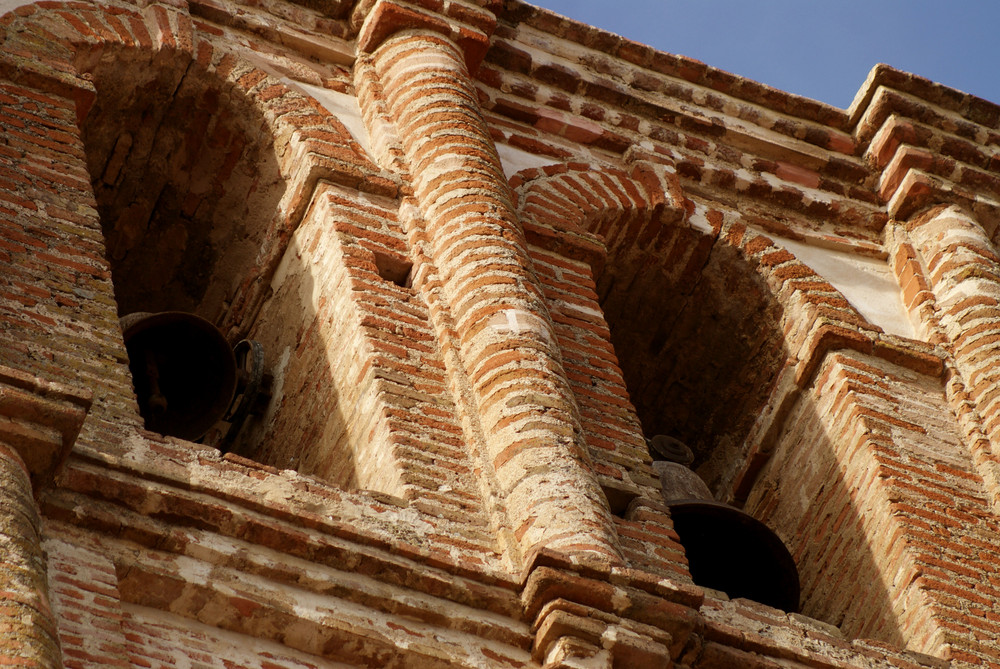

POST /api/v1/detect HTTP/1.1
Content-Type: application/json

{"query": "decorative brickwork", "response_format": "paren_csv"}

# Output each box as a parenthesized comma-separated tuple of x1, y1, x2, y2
(2, 0, 1000, 667)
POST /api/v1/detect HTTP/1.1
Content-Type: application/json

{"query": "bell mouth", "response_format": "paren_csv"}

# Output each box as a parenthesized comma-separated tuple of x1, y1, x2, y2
(665, 499, 801, 612)
(121, 312, 237, 442)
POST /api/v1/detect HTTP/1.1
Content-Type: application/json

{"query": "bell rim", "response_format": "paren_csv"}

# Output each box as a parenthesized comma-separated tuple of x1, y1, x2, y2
(120, 311, 238, 442)
(663, 498, 801, 612)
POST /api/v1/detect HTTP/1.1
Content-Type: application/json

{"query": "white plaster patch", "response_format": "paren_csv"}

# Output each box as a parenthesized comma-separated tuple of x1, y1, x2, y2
(385, 50, 462, 80)
(0, 0, 34, 16)
(487, 308, 552, 340)
(495, 143, 559, 177)
(282, 80, 373, 158)
(609, 588, 631, 614)
(552, 299, 603, 320)
(687, 203, 717, 235)
(777, 237, 916, 339)
(174, 554, 213, 587)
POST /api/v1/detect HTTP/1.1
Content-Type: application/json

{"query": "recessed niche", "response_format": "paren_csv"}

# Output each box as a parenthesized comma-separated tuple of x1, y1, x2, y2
(373, 251, 413, 288)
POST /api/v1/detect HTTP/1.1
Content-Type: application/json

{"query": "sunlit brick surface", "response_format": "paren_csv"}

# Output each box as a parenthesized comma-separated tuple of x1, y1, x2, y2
(1, 0, 1000, 667)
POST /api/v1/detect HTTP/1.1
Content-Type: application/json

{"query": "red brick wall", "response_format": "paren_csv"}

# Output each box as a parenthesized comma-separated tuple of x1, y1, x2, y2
(4, 1, 1000, 668)
(360, 29, 624, 567)
(46, 535, 130, 668)
(529, 244, 655, 505)
(749, 349, 1000, 663)
(0, 78, 141, 446)
(243, 181, 493, 539)
(120, 606, 344, 669)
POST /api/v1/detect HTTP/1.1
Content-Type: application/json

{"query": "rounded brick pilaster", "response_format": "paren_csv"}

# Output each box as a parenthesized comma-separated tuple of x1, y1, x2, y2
(0, 444, 62, 668)
(907, 205, 1000, 504)
(365, 31, 622, 566)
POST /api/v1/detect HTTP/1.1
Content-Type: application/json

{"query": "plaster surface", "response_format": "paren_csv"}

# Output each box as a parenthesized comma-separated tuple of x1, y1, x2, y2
(778, 237, 915, 339)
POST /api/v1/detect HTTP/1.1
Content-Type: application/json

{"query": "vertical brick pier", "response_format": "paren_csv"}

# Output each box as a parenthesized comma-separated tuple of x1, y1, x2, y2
(357, 7, 622, 567)
(0, 368, 89, 667)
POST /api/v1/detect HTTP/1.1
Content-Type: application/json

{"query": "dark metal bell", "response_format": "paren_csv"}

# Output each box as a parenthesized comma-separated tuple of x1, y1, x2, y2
(120, 312, 237, 442)
(651, 438, 801, 612)
(664, 499, 800, 612)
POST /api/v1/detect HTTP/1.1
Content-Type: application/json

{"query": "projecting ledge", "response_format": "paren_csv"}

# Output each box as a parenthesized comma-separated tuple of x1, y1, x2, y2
(0, 365, 92, 493)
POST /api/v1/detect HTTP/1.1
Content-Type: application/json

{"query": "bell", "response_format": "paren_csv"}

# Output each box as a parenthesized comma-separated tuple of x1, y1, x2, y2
(651, 441, 801, 612)
(120, 312, 238, 442)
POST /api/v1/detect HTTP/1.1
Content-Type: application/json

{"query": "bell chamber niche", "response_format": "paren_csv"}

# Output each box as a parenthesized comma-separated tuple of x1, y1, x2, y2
(82, 49, 285, 449)
(599, 225, 788, 496)
(83, 50, 286, 322)
(594, 212, 800, 610)
(81, 47, 403, 496)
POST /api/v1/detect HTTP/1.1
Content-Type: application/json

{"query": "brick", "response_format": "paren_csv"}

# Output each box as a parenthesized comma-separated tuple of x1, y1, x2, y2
(3, 3, 1000, 668)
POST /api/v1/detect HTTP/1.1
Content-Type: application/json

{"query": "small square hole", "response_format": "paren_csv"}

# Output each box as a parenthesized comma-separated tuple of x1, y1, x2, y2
(373, 251, 413, 288)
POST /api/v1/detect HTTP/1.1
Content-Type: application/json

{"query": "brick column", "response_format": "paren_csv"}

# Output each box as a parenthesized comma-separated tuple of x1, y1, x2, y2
(0, 368, 91, 668)
(357, 12, 622, 566)
(905, 205, 1000, 504)
(0, 445, 62, 667)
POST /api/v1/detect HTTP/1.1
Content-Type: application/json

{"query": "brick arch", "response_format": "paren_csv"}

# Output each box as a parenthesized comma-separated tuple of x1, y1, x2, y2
(0, 1, 367, 152)
(511, 161, 882, 493)
(511, 161, 688, 276)
(0, 2, 367, 160)
(0, 0, 376, 333)
(511, 161, 938, 635)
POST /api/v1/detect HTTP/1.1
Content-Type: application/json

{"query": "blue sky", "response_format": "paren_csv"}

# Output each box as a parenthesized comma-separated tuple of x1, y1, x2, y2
(529, 1, 1000, 110)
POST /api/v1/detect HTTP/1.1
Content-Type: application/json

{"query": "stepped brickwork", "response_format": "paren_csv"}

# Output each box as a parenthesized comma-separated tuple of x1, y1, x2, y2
(2, 0, 1000, 667)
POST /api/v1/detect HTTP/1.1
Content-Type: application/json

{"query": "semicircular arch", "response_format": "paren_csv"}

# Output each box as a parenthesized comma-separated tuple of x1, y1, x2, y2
(512, 161, 881, 494)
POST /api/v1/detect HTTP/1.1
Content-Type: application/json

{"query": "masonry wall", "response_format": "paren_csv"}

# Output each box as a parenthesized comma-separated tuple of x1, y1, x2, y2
(0, 77, 139, 444)
(747, 350, 987, 654)
(3, 0, 1000, 668)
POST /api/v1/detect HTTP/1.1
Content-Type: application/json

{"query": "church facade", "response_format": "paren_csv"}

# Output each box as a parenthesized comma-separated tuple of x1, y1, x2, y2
(2, 0, 1000, 666)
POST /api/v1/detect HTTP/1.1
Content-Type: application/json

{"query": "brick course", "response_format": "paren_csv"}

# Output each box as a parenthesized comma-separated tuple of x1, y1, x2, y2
(1, 0, 1000, 667)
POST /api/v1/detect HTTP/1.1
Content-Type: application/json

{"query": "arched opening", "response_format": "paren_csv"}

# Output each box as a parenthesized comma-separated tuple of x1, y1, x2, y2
(82, 47, 286, 324)
(518, 163, 908, 634)
(514, 163, 803, 611)
(596, 215, 800, 612)
(598, 229, 788, 494)
(514, 163, 789, 495)
(75, 40, 415, 496)
(78, 45, 294, 448)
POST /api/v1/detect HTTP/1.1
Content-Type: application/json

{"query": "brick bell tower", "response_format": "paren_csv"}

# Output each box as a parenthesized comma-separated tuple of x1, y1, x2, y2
(2, 0, 1000, 667)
